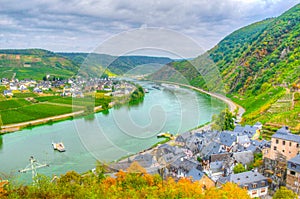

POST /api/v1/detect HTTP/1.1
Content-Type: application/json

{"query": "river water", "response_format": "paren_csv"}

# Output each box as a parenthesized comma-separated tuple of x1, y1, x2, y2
(0, 81, 225, 182)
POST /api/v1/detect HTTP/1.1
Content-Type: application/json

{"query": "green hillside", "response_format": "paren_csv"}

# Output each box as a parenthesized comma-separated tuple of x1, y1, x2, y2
(58, 52, 172, 77)
(150, 4, 300, 131)
(0, 49, 79, 80)
(0, 49, 172, 80)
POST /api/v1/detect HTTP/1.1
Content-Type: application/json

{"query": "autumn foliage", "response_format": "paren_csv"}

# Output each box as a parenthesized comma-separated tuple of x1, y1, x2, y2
(2, 168, 250, 199)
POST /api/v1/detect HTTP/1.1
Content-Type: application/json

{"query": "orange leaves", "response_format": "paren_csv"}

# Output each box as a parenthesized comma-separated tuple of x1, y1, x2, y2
(143, 173, 154, 186)
(221, 183, 250, 199)
(6, 169, 252, 198)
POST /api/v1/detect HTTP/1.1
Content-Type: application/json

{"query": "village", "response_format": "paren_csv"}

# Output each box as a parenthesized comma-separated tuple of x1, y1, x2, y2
(1, 76, 136, 98)
(110, 123, 300, 198)
(0, 76, 299, 198)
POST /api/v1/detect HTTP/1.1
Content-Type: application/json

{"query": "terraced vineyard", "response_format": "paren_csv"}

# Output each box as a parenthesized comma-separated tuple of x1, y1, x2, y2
(267, 92, 293, 114)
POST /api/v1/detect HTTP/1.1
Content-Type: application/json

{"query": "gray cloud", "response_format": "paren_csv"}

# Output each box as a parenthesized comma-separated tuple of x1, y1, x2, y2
(0, 0, 298, 56)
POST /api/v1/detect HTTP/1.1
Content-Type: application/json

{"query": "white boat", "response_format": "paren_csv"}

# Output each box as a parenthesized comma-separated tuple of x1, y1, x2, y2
(52, 142, 66, 152)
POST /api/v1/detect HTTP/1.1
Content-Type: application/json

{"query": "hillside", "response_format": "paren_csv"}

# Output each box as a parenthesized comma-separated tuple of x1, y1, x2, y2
(0, 49, 79, 80)
(0, 49, 172, 80)
(150, 4, 300, 131)
(58, 52, 172, 77)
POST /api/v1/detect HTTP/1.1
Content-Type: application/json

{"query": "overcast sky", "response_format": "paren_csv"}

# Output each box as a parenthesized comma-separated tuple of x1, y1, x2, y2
(0, 0, 298, 56)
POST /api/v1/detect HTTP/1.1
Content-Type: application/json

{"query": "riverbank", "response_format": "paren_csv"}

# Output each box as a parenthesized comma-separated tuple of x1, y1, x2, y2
(0, 84, 144, 134)
(116, 81, 245, 163)
(0, 110, 85, 134)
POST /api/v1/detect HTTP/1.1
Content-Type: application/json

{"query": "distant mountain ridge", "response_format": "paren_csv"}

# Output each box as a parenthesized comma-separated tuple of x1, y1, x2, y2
(58, 52, 172, 77)
(0, 49, 172, 80)
(150, 3, 300, 131)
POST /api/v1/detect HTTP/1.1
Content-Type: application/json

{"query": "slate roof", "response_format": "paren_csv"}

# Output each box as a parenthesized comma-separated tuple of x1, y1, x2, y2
(233, 151, 254, 165)
(218, 171, 268, 190)
(187, 168, 205, 181)
(157, 144, 173, 154)
(210, 161, 223, 173)
(244, 125, 257, 134)
(133, 154, 153, 168)
(175, 131, 192, 143)
(237, 135, 250, 145)
(186, 136, 202, 152)
(234, 125, 258, 138)
(272, 126, 300, 143)
(220, 131, 237, 147)
(288, 154, 300, 173)
(210, 153, 231, 162)
(161, 153, 176, 164)
(170, 158, 199, 171)
(234, 125, 244, 133)
(200, 142, 221, 157)
(110, 162, 131, 171)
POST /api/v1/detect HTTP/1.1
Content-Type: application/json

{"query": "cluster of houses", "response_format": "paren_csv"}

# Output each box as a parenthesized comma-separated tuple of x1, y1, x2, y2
(1, 77, 135, 98)
(111, 123, 300, 198)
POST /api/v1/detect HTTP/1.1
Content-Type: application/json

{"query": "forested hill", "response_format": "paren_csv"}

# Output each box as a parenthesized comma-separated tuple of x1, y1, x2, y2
(0, 49, 79, 80)
(0, 49, 172, 80)
(150, 3, 300, 131)
(58, 52, 172, 76)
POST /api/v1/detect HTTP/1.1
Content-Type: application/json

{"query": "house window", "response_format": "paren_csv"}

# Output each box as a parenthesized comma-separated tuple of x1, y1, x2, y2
(283, 150, 285, 153)
(252, 183, 257, 188)
(261, 188, 266, 193)
(290, 142, 292, 147)
(261, 181, 266, 186)
(276, 139, 279, 144)
(274, 146, 277, 151)
(291, 163, 297, 169)
(252, 190, 257, 195)
(283, 141, 285, 145)
(297, 144, 299, 148)
(290, 170, 296, 175)
(243, 185, 248, 190)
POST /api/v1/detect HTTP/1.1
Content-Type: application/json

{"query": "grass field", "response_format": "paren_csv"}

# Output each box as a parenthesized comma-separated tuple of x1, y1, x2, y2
(0, 93, 113, 125)
(0, 103, 73, 124)
(0, 99, 32, 111)
(13, 92, 38, 98)
(35, 96, 61, 102)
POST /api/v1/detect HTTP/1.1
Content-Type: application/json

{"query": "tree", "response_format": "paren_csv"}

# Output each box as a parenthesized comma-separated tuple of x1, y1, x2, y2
(233, 163, 246, 174)
(212, 108, 235, 131)
(126, 161, 146, 174)
(273, 186, 297, 199)
(0, 115, 3, 130)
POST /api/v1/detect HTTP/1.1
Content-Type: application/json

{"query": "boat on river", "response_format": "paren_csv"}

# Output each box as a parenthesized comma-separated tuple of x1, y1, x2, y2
(157, 132, 174, 139)
(52, 142, 65, 152)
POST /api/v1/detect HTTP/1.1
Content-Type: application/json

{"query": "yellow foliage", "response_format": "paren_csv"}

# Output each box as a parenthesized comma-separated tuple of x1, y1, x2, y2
(126, 161, 147, 174)
(5, 170, 251, 198)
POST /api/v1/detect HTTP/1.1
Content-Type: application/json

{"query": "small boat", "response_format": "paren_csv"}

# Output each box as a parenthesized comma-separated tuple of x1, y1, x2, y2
(52, 142, 66, 152)
(152, 85, 160, 90)
(144, 88, 149, 93)
(157, 132, 174, 139)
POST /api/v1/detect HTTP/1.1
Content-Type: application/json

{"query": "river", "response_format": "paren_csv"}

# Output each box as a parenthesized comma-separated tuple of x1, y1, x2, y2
(0, 81, 225, 182)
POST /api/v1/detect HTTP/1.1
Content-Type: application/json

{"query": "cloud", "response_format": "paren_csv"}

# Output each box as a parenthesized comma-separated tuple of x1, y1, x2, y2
(0, 0, 298, 55)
